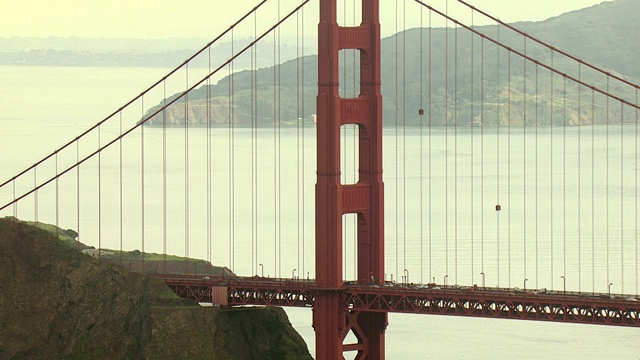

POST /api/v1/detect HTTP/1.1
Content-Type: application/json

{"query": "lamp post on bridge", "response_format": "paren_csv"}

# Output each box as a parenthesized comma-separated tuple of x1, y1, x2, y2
(523, 278, 528, 292)
(480, 272, 485, 288)
(608, 282, 613, 296)
(560, 275, 566, 294)
(292, 268, 297, 280)
(259, 263, 264, 277)
(404, 269, 409, 285)
(444, 274, 448, 286)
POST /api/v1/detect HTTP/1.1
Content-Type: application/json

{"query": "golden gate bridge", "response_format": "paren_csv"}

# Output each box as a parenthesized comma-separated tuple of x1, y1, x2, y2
(1, 1, 639, 358)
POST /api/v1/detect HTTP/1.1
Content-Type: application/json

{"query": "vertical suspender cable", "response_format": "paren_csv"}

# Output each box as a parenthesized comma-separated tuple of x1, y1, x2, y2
(301, 1, 306, 278)
(230, 33, 235, 273)
(141, 97, 145, 273)
(523, 39, 527, 285)
(577, 65, 582, 291)
(454, 22, 458, 285)
(444, 0, 449, 284)
(296, 2, 301, 280)
(185, 64, 190, 273)
(272, 18, 278, 277)
(233, 30, 237, 273)
(251, 15, 256, 276)
(395, 0, 399, 280)
(419, 2, 424, 284)
(55, 151, 59, 237)
(277, 0, 282, 278)
(207, 46, 213, 275)
(253, 11, 259, 275)
(77, 141, 81, 248)
(162, 82, 167, 273)
(606, 77, 610, 291)
(98, 124, 102, 257)
(496, 23, 500, 287)
(507, 51, 511, 289)
(120, 111, 124, 267)
(618, 98, 626, 294)
(563, 76, 567, 289)
(393, 0, 400, 277)
(634, 88, 640, 297)
(34, 168, 38, 222)
(470, 11, 475, 285)
(12, 179, 17, 217)
(550, 52, 554, 289)
(403, 0, 407, 280)
(480, 35, 485, 283)
(535, 62, 539, 288)
(592, 89, 596, 292)
(428, 10, 433, 284)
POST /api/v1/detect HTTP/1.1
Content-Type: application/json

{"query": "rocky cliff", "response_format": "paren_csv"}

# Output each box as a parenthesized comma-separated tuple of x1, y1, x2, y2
(0, 217, 312, 359)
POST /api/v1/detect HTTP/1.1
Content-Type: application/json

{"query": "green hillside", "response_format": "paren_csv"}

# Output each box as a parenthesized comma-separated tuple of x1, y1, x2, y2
(143, 0, 640, 127)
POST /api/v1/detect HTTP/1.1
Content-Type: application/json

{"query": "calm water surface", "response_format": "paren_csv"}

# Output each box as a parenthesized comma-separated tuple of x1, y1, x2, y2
(1, 66, 638, 359)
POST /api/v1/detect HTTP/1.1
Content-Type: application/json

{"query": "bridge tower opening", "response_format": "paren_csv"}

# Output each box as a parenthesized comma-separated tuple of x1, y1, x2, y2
(315, 0, 386, 358)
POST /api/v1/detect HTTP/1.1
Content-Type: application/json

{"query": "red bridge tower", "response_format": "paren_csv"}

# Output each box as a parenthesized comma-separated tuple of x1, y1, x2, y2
(315, 0, 386, 358)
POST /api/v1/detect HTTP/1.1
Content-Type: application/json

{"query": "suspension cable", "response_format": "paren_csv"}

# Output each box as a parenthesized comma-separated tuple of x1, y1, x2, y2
(0, 0, 313, 213)
(456, 0, 640, 91)
(0, 0, 270, 191)
(411, 0, 640, 112)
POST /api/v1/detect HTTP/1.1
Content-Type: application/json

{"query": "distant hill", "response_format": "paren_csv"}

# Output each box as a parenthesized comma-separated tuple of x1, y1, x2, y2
(142, 0, 640, 127)
(516, 0, 640, 80)
(0, 36, 314, 69)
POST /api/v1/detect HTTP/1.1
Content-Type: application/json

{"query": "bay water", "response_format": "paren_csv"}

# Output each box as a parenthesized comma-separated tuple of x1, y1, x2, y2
(1, 65, 638, 359)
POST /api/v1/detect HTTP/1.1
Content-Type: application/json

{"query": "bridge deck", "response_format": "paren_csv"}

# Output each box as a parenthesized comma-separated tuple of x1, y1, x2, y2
(160, 275, 640, 327)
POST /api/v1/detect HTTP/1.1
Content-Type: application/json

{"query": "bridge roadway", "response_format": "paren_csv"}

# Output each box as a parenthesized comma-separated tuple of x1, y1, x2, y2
(159, 275, 640, 327)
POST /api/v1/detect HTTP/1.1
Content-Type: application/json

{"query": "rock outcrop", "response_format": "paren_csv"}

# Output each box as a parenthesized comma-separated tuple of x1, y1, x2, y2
(0, 217, 311, 359)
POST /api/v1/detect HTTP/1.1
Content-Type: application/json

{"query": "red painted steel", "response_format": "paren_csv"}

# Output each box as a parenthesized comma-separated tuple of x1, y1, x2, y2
(160, 275, 640, 327)
(316, 0, 385, 358)
(316, 0, 345, 357)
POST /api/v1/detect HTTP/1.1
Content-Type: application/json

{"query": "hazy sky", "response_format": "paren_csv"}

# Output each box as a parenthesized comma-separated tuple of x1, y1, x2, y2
(0, 0, 606, 39)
